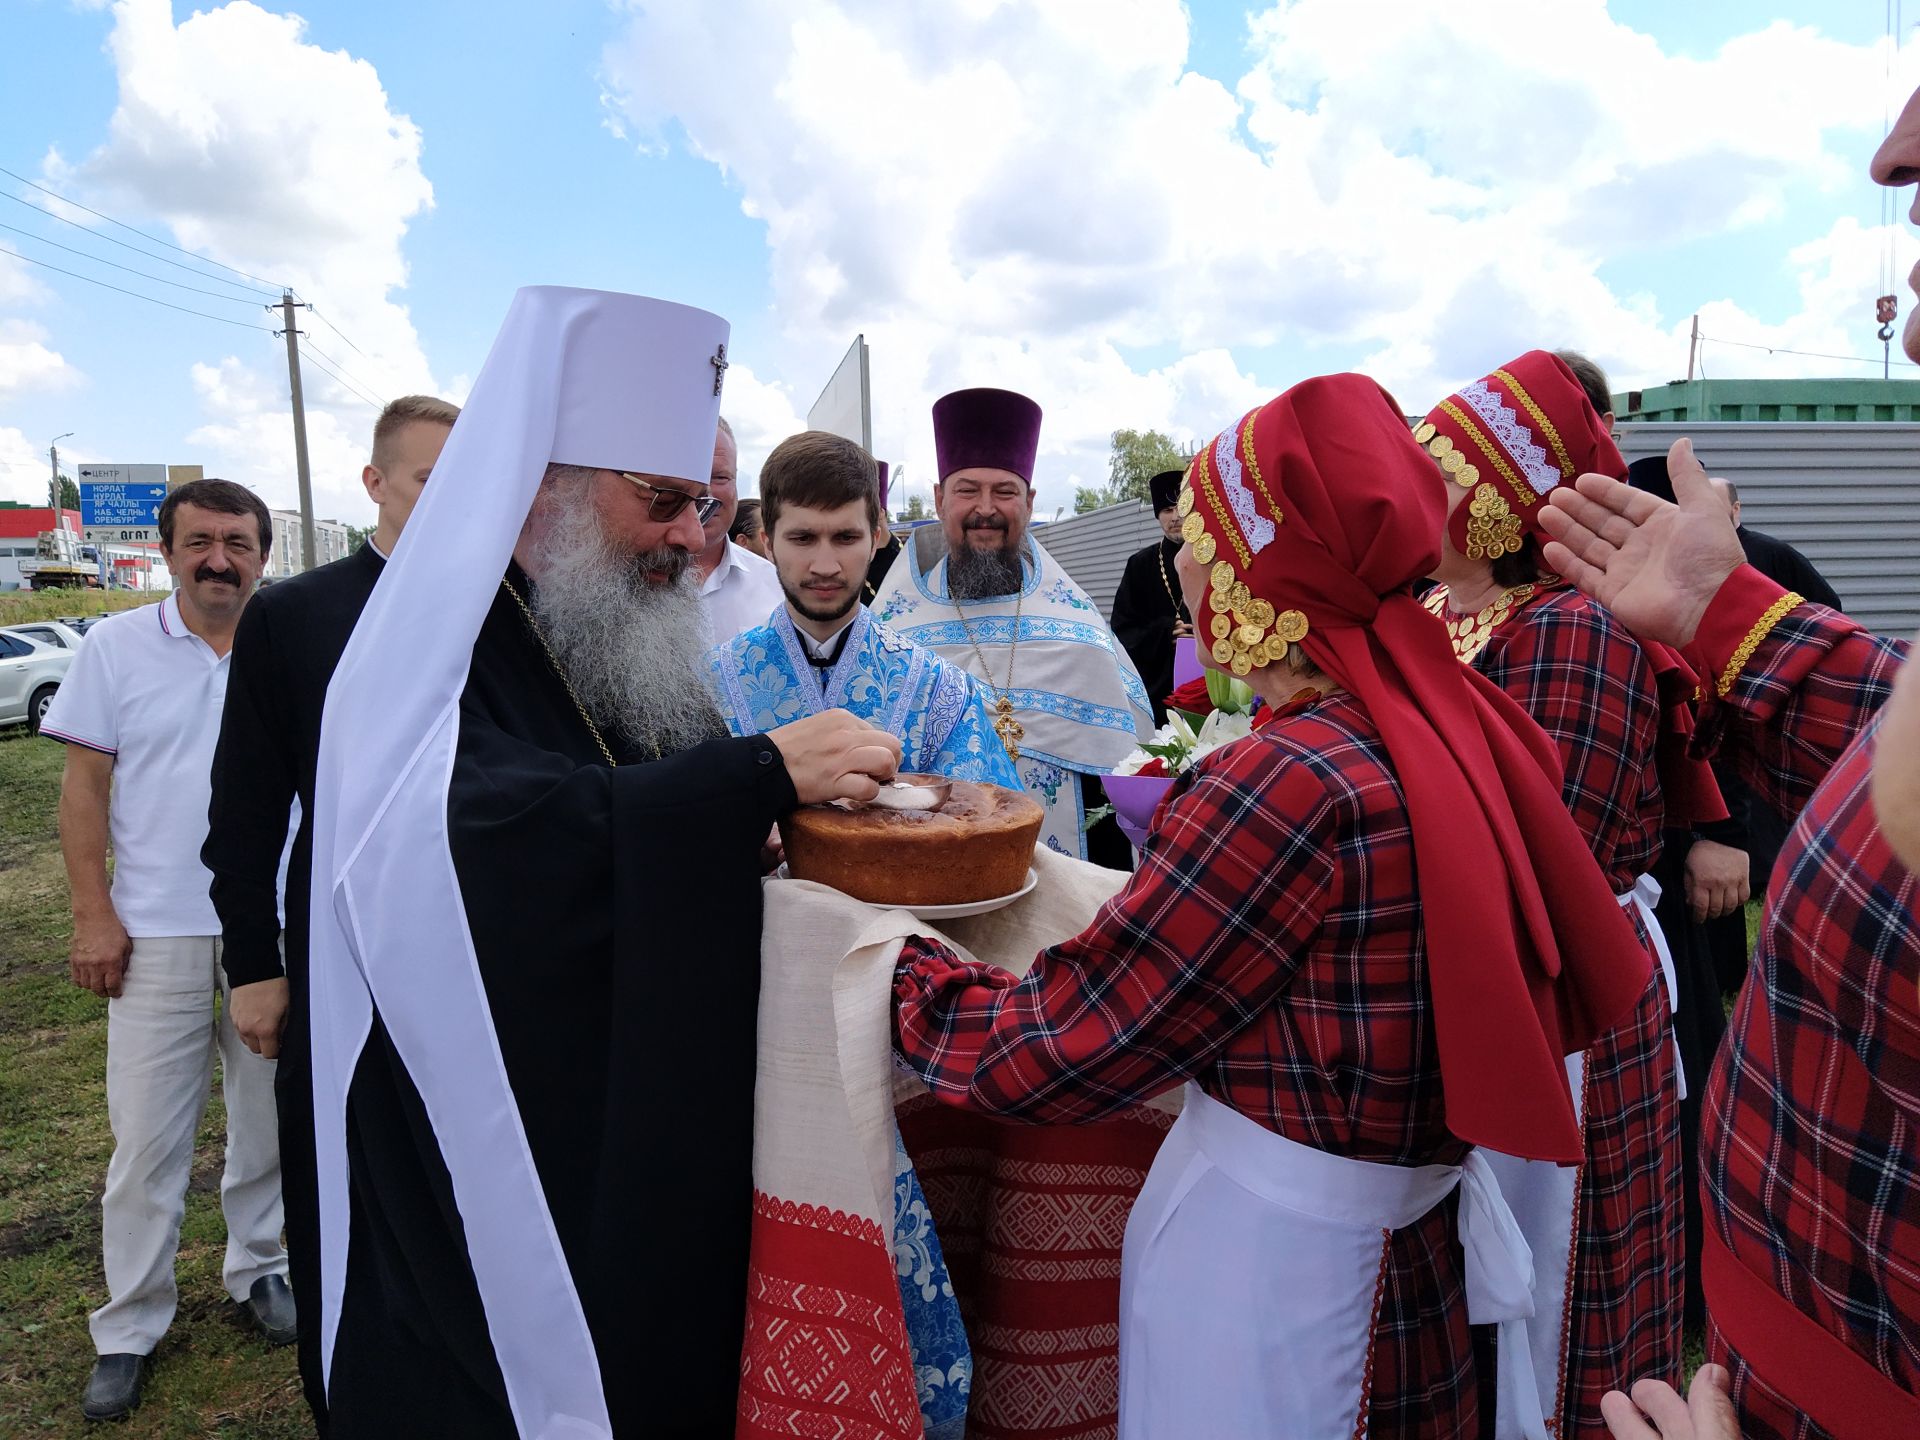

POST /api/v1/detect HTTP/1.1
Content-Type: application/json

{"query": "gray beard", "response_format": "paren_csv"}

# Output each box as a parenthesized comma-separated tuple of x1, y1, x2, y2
(525, 473, 724, 755)
(948, 541, 1024, 600)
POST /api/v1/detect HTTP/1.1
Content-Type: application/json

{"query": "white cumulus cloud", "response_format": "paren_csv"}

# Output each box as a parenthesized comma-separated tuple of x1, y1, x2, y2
(35, 0, 441, 524)
(602, 0, 1919, 512)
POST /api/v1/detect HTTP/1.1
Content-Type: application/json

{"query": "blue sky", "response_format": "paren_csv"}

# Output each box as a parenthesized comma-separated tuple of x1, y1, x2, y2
(2, 0, 1916, 523)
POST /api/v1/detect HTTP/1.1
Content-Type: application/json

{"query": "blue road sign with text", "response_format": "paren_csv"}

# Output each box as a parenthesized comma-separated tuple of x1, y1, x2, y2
(79, 483, 169, 527)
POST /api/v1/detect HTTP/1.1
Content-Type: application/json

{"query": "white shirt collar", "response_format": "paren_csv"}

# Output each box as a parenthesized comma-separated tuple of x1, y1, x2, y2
(793, 611, 857, 660)
(700, 537, 749, 594)
(157, 590, 189, 639)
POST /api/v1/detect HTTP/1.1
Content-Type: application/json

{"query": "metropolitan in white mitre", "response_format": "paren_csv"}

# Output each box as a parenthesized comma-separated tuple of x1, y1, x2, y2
(870, 387, 1153, 862)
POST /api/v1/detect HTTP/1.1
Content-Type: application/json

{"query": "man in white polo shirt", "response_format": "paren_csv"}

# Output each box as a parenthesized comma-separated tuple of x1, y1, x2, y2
(41, 478, 291, 1421)
(697, 414, 782, 642)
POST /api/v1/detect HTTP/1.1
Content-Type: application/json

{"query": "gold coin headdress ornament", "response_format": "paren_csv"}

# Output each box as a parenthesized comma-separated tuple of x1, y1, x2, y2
(1414, 350, 1627, 562)
(1177, 408, 1312, 680)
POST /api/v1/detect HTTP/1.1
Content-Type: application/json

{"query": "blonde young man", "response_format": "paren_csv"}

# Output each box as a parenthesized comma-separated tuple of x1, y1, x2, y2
(203, 394, 458, 1429)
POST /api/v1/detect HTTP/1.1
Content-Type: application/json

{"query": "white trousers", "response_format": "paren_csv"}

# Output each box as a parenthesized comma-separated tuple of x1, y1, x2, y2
(89, 935, 286, 1356)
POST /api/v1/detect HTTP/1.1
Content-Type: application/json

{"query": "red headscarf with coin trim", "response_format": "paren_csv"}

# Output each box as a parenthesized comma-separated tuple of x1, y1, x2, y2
(1180, 374, 1649, 1162)
(1418, 350, 1727, 827)
(1416, 349, 1625, 559)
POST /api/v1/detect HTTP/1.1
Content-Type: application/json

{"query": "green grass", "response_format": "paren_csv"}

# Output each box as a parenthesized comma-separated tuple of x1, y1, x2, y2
(0, 730, 308, 1437)
(0, 589, 157, 626)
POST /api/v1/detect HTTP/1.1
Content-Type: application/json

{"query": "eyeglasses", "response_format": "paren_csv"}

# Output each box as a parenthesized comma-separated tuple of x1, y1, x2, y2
(617, 472, 723, 525)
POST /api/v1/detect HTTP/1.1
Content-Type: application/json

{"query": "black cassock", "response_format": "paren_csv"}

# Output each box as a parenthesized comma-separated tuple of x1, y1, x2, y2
(325, 572, 797, 1439)
(1109, 536, 1188, 724)
(206, 541, 387, 1432)
(863, 532, 902, 604)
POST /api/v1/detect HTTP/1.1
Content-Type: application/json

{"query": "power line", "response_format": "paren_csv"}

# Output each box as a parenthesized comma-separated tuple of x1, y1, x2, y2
(304, 304, 380, 365)
(0, 218, 267, 305)
(0, 162, 287, 292)
(0, 190, 279, 300)
(0, 245, 273, 331)
(302, 353, 383, 411)
(1700, 332, 1920, 369)
(301, 336, 388, 405)
(299, 342, 386, 410)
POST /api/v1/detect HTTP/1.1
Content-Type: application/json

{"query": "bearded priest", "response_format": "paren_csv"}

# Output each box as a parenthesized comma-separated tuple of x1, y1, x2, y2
(306, 287, 901, 1440)
(870, 387, 1154, 863)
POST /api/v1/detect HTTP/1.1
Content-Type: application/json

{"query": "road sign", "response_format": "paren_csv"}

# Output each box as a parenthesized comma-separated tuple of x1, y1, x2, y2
(79, 464, 169, 544)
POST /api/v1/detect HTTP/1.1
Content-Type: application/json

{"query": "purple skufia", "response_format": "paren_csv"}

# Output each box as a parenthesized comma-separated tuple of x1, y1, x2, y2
(875, 459, 890, 511)
(932, 387, 1043, 483)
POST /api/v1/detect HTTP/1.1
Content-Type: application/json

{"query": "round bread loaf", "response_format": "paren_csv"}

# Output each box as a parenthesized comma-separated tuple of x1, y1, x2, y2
(779, 779, 1043, 906)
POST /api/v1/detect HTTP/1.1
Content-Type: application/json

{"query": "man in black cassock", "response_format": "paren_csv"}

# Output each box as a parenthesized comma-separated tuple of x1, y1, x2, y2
(1109, 469, 1192, 724)
(1712, 475, 1844, 611)
(306, 289, 901, 1440)
(1709, 473, 1845, 919)
(205, 394, 457, 1430)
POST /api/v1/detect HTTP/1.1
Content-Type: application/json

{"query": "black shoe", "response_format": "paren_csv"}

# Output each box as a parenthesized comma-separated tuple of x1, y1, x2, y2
(245, 1274, 298, 1347)
(82, 1353, 146, 1421)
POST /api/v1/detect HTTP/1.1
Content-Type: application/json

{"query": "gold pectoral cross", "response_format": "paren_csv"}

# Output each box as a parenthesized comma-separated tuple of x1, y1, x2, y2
(992, 696, 1025, 761)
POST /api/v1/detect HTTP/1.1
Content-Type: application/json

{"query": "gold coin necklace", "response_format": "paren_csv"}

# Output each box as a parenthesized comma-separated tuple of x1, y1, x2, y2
(954, 585, 1026, 761)
(1421, 582, 1539, 666)
(501, 577, 638, 766)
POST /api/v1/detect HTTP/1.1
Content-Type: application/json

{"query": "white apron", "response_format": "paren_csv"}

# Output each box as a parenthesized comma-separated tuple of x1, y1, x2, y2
(1480, 879, 1682, 1439)
(1120, 1084, 1540, 1440)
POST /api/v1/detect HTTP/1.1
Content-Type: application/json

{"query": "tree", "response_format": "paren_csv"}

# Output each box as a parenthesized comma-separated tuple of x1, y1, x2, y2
(346, 523, 373, 554)
(898, 493, 929, 522)
(57, 475, 79, 511)
(1075, 429, 1192, 513)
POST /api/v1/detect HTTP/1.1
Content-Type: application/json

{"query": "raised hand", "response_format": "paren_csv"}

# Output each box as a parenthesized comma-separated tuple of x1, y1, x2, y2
(1538, 438, 1746, 647)
(769, 709, 903, 805)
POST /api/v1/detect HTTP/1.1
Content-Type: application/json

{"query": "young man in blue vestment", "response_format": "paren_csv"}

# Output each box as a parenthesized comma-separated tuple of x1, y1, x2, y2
(709, 429, 1022, 789)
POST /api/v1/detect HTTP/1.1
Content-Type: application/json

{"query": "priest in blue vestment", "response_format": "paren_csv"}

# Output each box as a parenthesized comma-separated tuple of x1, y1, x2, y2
(709, 429, 1022, 789)
(870, 387, 1153, 862)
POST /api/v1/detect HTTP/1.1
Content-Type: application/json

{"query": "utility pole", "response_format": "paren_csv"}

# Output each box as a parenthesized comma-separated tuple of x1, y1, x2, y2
(48, 431, 73, 518)
(273, 291, 317, 572)
(1685, 313, 1700, 382)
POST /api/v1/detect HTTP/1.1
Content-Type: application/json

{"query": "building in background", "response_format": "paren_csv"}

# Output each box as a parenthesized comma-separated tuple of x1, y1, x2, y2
(1027, 504, 1164, 620)
(266, 510, 352, 579)
(1611, 378, 1920, 637)
(0, 504, 164, 592)
(1036, 379, 1920, 638)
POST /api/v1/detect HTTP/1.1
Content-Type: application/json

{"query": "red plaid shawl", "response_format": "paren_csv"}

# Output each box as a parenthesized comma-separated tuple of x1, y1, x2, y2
(1683, 570, 1914, 1440)
(896, 695, 1494, 1440)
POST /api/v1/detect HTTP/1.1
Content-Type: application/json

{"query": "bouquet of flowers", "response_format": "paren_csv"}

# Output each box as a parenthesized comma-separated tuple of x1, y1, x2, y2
(1101, 672, 1258, 847)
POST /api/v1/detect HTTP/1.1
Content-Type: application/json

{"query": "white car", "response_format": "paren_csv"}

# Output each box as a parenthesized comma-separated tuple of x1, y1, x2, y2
(2, 619, 89, 652)
(0, 630, 74, 734)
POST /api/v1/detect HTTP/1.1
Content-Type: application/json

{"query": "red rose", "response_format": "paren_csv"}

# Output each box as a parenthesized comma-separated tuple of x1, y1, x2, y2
(1164, 677, 1212, 714)
(1133, 756, 1170, 778)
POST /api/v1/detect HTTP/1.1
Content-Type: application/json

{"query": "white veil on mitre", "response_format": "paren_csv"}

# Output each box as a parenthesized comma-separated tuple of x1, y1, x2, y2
(307, 287, 729, 1439)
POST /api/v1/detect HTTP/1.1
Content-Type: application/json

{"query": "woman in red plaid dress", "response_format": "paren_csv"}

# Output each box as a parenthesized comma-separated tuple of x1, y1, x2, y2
(894, 374, 1650, 1440)
(1410, 350, 1722, 1438)
(1538, 440, 1914, 1440)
